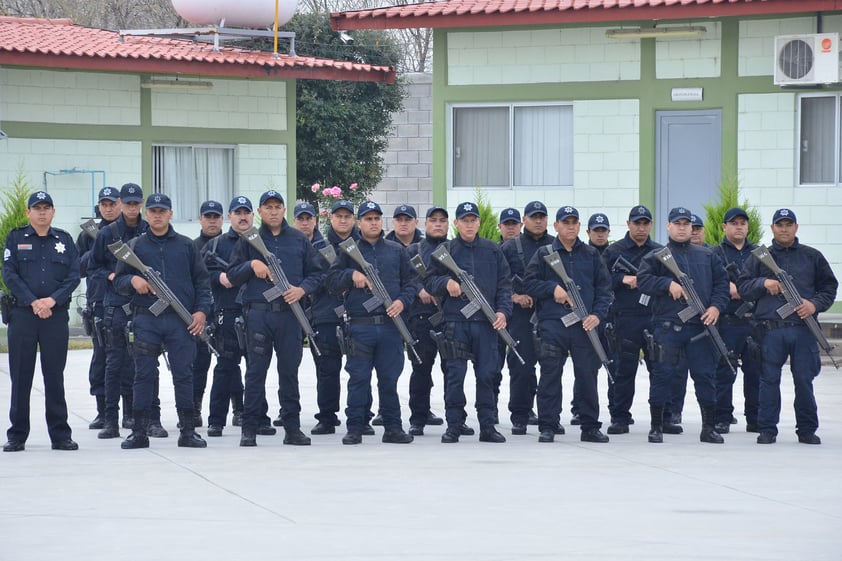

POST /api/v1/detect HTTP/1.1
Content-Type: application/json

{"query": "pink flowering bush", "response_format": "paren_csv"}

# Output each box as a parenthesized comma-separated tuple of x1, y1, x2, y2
(308, 181, 369, 235)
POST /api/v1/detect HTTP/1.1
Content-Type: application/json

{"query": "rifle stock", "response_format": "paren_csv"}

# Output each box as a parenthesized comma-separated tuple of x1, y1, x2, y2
(80, 219, 99, 240)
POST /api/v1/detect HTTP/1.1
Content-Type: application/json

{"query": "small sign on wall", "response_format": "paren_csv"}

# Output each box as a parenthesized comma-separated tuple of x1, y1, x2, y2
(671, 87, 703, 102)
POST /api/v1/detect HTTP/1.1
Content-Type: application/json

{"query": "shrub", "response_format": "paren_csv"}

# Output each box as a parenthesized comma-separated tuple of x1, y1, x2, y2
(702, 169, 763, 246)
(0, 167, 33, 293)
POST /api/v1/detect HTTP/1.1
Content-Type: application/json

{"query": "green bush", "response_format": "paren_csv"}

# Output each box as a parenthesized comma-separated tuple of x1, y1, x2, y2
(476, 190, 501, 242)
(702, 169, 763, 246)
(0, 168, 33, 293)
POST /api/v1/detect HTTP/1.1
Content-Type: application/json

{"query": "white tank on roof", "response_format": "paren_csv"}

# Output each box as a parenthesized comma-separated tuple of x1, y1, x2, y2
(171, 0, 298, 29)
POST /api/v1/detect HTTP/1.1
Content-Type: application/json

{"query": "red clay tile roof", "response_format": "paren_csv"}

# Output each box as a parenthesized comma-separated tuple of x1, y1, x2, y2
(0, 17, 395, 83)
(332, 0, 842, 30)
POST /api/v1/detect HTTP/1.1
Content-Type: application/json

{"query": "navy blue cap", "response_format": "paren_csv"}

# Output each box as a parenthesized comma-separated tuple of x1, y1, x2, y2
(588, 213, 610, 230)
(120, 183, 143, 203)
(691, 214, 704, 227)
(146, 193, 172, 210)
(331, 200, 355, 214)
(294, 202, 317, 218)
(200, 200, 223, 216)
(229, 196, 253, 213)
(27, 191, 53, 208)
(524, 201, 548, 217)
(773, 208, 797, 224)
(393, 204, 417, 219)
(425, 206, 448, 218)
(357, 200, 383, 218)
(628, 205, 653, 222)
(499, 208, 521, 224)
(555, 205, 579, 222)
(98, 187, 119, 202)
(668, 207, 693, 223)
(259, 190, 285, 207)
(456, 202, 480, 219)
(723, 207, 749, 223)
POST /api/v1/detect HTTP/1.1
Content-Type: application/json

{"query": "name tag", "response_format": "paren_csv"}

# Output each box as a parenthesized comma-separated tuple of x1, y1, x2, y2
(17, 244, 33, 251)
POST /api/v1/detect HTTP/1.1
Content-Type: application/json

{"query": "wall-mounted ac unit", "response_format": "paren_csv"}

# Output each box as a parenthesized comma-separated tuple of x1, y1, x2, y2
(774, 33, 840, 86)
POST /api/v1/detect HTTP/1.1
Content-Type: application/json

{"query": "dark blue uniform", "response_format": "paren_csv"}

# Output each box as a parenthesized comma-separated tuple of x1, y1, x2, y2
(738, 237, 837, 440)
(638, 239, 729, 439)
(501, 230, 553, 428)
(601, 233, 662, 427)
(712, 237, 761, 430)
(190, 231, 216, 423)
(89, 215, 151, 432)
(524, 238, 612, 436)
(308, 226, 359, 430)
(227, 221, 324, 439)
(3, 224, 80, 448)
(425, 235, 513, 434)
(327, 235, 416, 436)
(385, 229, 423, 247)
(114, 227, 213, 428)
(406, 235, 450, 430)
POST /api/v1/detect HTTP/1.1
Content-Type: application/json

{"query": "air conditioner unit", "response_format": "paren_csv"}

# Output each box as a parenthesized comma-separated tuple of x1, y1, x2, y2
(774, 33, 840, 86)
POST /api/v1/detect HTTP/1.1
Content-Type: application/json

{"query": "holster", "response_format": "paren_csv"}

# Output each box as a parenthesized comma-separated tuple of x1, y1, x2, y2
(0, 291, 12, 325)
(604, 321, 618, 356)
(124, 320, 135, 356)
(533, 329, 565, 359)
(336, 325, 349, 356)
(92, 315, 105, 347)
(430, 326, 474, 361)
(643, 329, 662, 363)
(80, 306, 94, 337)
(234, 315, 247, 353)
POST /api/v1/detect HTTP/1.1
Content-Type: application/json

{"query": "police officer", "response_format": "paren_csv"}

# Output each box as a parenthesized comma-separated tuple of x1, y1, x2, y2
(497, 208, 522, 242)
(327, 201, 416, 445)
(114, 194, 212, 449)
(227, 190, 324, 447)
(76, 186, 122, 430)
(293, 201, 323, 244)
(586, 213, 611, 255)
(204, 197, 257, 437)
(712, 207, 761, 434)
(386, 204, 423, 247)
(190, 200, 224, 427)
(306, 200, 369, 435)
(738, 209, 838, 445)
(638, 207, 730, 444)
(3, 192, 80, 452)
(90, 183, 168, 439)
(690, 214, 709, 246)
(524, 206, 612, 444)
(405, 206, 450, 436)
(425, 202, 513, 444)
(601, 206, 662, 434)
(501, 201, 552, 435)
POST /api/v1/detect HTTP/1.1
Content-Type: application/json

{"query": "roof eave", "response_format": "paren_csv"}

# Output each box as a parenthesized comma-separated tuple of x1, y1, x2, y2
(331, 0, 842, 31)
(0, 51, 396, 84)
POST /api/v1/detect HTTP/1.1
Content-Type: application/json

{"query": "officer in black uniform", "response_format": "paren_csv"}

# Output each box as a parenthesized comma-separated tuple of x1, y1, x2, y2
(76, 186, 122, 430)
(385, 204, 423, 247)
(638, 207, 730, 444)
(327, 201, 416, 445)
(227, 190, 324, 447)
(425, 202, 513, 444)
(602, 205, 662, 435)
(115, 194, 212, 449)
(305, 200, 366, 435)
(492, 208, 522, 423)
(712, 207, 761, 434)
(204, 197, 256, 437)
(405, 206, 450, 436)
(293, 201, 324, 245)
(190, 200, 224, 427)
(738, 208, 838, 445)
(524, 206, 612, 444)
(501, 201, 552, 435)
(3, 191, 80, 452)
(90, 183, 168, 439)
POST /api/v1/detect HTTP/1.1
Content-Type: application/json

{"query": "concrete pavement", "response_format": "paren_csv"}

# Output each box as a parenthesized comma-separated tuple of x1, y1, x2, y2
(1, 349, 840, 561)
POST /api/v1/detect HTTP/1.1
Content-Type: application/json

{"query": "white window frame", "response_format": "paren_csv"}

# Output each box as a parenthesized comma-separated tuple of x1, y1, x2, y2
(796, 92, 842, 187)
(152, 143, 238, 221)
(447, 101, 574, 191)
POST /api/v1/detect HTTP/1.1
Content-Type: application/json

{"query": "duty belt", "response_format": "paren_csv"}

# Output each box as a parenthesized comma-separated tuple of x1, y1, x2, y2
(245, 301, 290, 312)
(132, 305, 174, 317)
(347, 315, 388, 326)
(760, 320, 801, 330)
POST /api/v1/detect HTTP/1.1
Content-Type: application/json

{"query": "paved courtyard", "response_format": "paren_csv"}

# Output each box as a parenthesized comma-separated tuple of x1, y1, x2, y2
(1, 349, 840, 561)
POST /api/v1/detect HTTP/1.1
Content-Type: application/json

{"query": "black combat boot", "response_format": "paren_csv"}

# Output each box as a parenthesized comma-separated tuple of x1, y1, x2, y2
(700, 405, 725, 444)
(648, 405, 664, 443)
(231, 393, 243, 427)
(121, 411, 149, 449)
(177, 409, 207, 448)
(121, 394, 134, 429)
(89, 395, 106, 429)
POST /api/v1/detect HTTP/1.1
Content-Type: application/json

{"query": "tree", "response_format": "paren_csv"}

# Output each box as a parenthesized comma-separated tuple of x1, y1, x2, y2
(702, 169, 763, 246)
(283, 12, 405, 207)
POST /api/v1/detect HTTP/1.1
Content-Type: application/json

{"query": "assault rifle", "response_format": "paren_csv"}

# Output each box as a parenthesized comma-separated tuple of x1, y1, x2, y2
(338, 238, 422, 365)
(80, 219, 99, 240)
(611, 255, 650, 307)
(240, 226, 321, 356)
(107, 240, 219, 357)
(319, 245, 337, 266)
(723, 261, 754, 319)
(544, 250, 615, 383)
(653, 247, 736, 376)
(410, 254, 443, 327)
(430, 245, 525, 365)
(751, 245, 839, 369)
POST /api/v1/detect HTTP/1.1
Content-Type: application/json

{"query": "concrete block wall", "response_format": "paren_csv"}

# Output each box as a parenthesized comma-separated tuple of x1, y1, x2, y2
(655, 22, 721, 79)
